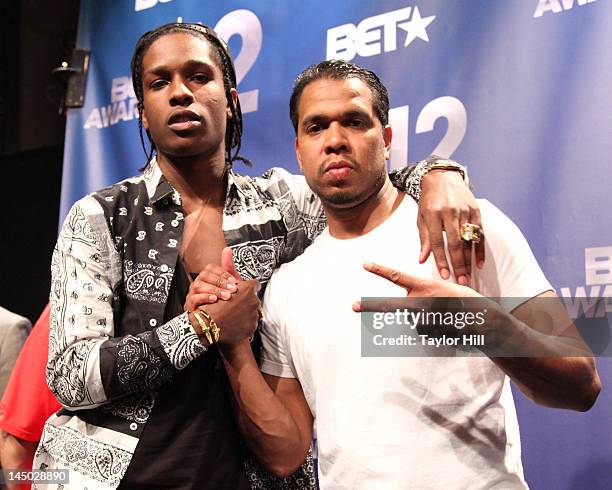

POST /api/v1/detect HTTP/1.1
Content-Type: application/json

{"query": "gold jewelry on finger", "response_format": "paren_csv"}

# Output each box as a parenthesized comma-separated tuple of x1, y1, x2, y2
(460, 223, 482, 244)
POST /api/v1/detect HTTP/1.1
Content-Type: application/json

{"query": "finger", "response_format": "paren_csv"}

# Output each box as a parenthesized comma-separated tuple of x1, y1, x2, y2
(417, 213, 432, 264)
(471, 207, 486, 268)
(363, 262, 419, 290)
(442, 211, 469, 286)
(423, 212, 450, 280)
(202, 262, 237, 281)
(222, 247, 242, 281)
(459, 209, 472, 285)
(462, 244, 472, 283)
(462, 241, 473, 287)
(189, 282, 233, 300)
(193, 269, 237, 292)
(460, 210, 472, 275)
(355, 297, 410, 313)
(184, 293, 219, 312)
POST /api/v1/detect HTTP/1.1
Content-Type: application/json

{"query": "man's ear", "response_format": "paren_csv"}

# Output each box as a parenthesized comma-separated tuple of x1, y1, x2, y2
(142, 105, 149, 131)
(227, 88, 239, 118)
(383, 125, 392, 160)
(294, 137, 303, 172)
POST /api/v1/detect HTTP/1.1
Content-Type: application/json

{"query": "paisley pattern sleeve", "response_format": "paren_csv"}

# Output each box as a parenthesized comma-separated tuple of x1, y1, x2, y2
(47, 198, 205, 408)
(389, 163, 420, 201)
(252, 168, 327, 265)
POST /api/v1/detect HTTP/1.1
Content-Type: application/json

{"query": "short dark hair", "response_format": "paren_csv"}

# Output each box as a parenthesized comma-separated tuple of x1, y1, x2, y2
(130, 22, 249, 168)
(289, 60, 390, 133)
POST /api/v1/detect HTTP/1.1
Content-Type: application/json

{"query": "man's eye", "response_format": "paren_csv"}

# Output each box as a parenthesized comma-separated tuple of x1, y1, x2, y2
(347, 119, 364, 128)
(306, 124, 323, 134)
(191, 73, 210, 83)
(150, 80, 167, 90)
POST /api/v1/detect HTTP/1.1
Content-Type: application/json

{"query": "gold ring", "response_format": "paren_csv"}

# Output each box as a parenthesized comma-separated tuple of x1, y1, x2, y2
(460, 223, 482, 244)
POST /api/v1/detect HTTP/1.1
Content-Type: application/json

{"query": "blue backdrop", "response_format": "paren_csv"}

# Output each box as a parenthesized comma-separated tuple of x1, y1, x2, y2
(61, 1, 612, 487)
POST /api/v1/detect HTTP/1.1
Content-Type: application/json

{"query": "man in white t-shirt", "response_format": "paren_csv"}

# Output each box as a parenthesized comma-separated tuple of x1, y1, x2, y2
(187, 60, 600, 489)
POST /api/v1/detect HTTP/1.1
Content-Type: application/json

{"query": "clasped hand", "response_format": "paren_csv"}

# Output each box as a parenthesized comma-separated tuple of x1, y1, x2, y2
(184, 248, 260, 345)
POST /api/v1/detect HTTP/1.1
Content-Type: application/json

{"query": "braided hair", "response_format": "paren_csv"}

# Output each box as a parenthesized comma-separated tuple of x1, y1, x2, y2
(130, 22, 250, 169)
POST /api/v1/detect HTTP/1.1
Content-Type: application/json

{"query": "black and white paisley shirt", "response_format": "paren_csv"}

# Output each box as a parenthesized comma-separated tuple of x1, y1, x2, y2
(34, 160, 421, 489)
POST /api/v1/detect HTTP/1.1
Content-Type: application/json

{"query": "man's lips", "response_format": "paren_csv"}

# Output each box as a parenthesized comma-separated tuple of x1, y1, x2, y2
(324, 160, 355, 180)
(167, 110, 202, 130)
(324, 160, 355, 172)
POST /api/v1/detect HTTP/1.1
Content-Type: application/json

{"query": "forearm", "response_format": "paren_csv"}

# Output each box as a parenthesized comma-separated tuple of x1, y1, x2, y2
(48, 312, 205, 408)
(219, 341, 310, 477)
(481, 306, 600, 411)
(494, 356, 599, 411)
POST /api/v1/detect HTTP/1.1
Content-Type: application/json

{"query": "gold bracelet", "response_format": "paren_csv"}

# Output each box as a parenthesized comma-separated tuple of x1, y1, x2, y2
(198, 309, 221, 344)
(192, 309, 214, 345)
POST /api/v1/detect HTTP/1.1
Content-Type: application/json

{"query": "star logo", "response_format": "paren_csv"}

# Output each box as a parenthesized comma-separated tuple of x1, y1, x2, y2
(397, 6, 436, 47)
(327, 5, 438, 61)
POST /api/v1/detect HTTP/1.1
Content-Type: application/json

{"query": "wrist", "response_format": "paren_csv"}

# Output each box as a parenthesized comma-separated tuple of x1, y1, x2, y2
(421, 168, 466, 191)
(424, 167, 465, 177)
(423, 155, 468, 182)
(188, 310, 214, 348)
(218, 338, 252, 360)
(408, 155, 469, 201)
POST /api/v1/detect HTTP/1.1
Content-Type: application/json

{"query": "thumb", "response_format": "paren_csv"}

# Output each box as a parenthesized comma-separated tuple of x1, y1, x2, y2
(222, 247, 242, 280)
(364, 262, 420, 291)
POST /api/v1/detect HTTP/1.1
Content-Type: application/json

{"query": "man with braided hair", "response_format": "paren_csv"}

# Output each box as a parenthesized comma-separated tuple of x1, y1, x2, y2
(35, 23, 481, 489)
(131, 24, 250, 171)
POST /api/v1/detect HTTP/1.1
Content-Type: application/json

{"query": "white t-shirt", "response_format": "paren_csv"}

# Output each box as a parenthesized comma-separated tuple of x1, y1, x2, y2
(260, 196, 552, 489)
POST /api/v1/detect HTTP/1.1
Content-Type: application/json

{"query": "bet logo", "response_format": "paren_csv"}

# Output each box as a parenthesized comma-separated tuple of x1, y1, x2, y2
(327, 6, 435, 61)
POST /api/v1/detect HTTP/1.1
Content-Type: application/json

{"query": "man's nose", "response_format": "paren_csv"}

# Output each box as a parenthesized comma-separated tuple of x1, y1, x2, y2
(169, 79, 194, 106)
(324, 122, 349, 154)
